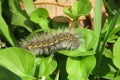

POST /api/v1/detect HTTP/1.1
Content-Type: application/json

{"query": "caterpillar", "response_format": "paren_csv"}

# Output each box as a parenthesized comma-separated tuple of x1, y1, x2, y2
(19, 28, 82, 56)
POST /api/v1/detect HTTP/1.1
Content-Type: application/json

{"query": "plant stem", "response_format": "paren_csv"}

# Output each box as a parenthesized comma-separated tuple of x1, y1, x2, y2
(74, 19, 79, 28)
(93, 0, 102, 67)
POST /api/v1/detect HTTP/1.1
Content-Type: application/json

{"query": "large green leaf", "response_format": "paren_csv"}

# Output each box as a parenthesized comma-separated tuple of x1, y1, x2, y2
(114, 76, 120, 80)
(66, 56, 96, 80)
(0, 66, 22, 80)
(58, 50, 95, 57)
(113, 38, 120, 69)
(0, 0, 17, 46)
(0, 47, 35, 80)
(0, 17, 17, 46)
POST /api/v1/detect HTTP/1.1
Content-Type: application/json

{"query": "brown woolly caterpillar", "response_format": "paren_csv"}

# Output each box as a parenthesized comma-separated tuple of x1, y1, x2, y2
(19, 28, 82, 56)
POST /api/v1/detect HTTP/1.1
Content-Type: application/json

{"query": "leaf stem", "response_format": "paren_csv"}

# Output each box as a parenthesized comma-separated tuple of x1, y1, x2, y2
(93, 0, 102, 67)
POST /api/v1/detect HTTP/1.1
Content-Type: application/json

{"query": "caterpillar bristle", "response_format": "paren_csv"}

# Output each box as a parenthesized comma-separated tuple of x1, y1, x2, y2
(19, 28, 82, 56)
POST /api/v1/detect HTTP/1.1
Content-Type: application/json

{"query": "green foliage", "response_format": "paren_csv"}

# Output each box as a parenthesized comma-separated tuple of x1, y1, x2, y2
(113, 38, 120, 69)
(0, 47, 35, 80)
(114, 76, 120, 80)
(0, 1, 17, 46)
(30, 8, 50, 30)
(22, 0, 35, 15)
(0, 0, 120, 80)
(35, 56, 57, 78)
(93, 0, 102, 51)
(8, 0, 34, 32)
(66, 56, 96, 80)
(0, 16, 17, 46)
(64, 0, 91, 27)
(96, 9, 120, 67)
(0, 66, 22, 80)
(64, 0, 91, 20)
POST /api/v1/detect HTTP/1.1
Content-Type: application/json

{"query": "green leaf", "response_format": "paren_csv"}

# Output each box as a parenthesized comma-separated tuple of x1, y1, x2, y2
(93, 0, 102, 50)
(103, 48, 113, 59)
(109, 14, 120, 40)
(93, 56, 116, 80)
(113, 38, 120, 69)
(0, 47, 35, 80)
(102, 9, 120, 49)
(114, 76, 120, 80)
(109, 15, 120, 41)
(64, 0, 91, 20)
(0, 0, 2, 13)
(58, 50, 95, 57)
(102, 19, 109, 34)
(79, 29, 97, 50)
(0, 1, 17, 46)
(93, 0, 102, 35)
(66, 56, 96, 80)
(38, 18, 50, 30)
(30, 8, 48, 21)
(54, 71, 60, 80)
(0, 66, 22, 80)
(30, 8, 50, 30)
(22, 0, 35, 15)
(0, 17, 17, 46)
(37, 56, 57, 77)
(63, 7, 76, 19)
(96, 9, 120, 67)
(71, 0, 91, 17)
(8, 0, 33, 32)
